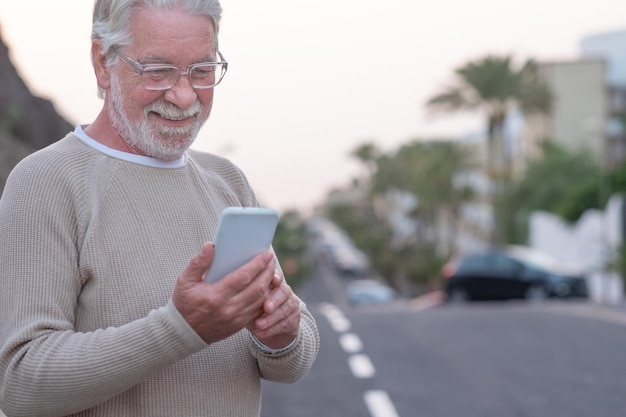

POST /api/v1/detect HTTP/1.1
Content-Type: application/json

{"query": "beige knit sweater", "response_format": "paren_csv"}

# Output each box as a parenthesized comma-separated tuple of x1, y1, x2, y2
(0, 129, 319, 417)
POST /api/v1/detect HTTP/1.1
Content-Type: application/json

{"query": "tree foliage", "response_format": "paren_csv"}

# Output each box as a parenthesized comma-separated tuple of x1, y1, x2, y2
(373, 140, 476, 211)
(272, 210, 312, 288)
(326, 139, 478, 293)
(556, 162, 626, 223)
(500, 142, 602, 242)
(350, 142, 381, 179)
(426, 55, 551, 125)
(425, 55, 553, 243)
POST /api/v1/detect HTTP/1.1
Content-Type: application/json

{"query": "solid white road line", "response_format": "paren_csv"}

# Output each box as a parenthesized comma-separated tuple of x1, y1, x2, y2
(364, 390, 400, 417)
(339, 333, 363, 353)
(348, 354, 376, 379)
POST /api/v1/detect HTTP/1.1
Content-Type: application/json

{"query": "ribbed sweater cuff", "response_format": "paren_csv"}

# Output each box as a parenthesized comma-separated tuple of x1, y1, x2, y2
(162, 300, 208, 352)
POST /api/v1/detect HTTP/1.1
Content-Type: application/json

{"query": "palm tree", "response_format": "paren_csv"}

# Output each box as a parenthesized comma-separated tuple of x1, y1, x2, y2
(425, 55, 552, 178)
(349, 141, 384, 232)
(372, 140, 476, 256)
(425, 55, 552, 243)
(351, 142, 381, 180)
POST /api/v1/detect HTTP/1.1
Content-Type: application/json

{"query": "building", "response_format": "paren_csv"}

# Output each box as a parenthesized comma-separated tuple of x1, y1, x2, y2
(456, 29, 626, 252)
(520, 29, 626, 170)
(521, 60, 607, 166)
(581, 29, 626, 168)
(581, 29, 626, 88)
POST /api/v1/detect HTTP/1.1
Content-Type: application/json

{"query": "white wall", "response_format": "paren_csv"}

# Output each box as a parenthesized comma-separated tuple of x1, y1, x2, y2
(528, 194, 624, 303)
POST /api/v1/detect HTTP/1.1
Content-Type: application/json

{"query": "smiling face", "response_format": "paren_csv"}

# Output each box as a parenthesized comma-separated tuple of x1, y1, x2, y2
(97, 6, 218, 160)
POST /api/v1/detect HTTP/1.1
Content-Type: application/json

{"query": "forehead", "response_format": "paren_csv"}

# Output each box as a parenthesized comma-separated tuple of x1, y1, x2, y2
(129, 6, 216, 56)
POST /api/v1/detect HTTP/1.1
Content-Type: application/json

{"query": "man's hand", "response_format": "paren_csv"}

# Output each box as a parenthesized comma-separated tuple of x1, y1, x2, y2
(172, 242, 276, 344)
(247, 270, 301, 350)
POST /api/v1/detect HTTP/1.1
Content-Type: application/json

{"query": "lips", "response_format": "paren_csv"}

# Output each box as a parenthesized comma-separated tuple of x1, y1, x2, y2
(162, 113, 195, 121)
(150, 111, 197, 125)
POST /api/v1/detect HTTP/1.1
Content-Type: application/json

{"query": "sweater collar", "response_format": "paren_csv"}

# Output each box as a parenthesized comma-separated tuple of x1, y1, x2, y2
(73, 125, 187, 168)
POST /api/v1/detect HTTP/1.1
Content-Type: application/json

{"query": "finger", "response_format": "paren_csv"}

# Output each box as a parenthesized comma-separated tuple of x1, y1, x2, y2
(253, 306, 301, 341)
(220, 253, 276, 321)
(263, 281, 290, 315)
(271, 270, 283, 288)
(221, 251, 275, 291)
(178, 242, 215, 286)
(257, 286, 298, 328)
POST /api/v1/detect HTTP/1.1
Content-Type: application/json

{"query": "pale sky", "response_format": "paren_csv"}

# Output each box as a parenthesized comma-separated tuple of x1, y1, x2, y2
(0, 0, 624, 213)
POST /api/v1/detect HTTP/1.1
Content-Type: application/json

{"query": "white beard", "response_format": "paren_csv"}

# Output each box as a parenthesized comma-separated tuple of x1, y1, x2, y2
(107, 73, 205, 161)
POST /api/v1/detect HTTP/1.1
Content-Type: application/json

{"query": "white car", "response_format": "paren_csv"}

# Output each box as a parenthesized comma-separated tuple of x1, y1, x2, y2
(346, 280, 396, 305)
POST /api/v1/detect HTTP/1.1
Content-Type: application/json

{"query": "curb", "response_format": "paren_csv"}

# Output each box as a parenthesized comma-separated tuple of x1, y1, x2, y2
(410, 290, 445, 311)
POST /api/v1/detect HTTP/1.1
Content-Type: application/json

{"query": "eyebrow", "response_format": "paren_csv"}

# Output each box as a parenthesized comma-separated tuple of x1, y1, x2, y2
(136, 53, 218, 65)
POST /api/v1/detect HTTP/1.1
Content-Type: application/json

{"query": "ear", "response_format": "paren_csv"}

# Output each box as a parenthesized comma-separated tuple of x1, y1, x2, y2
(91, 39, 112, 91)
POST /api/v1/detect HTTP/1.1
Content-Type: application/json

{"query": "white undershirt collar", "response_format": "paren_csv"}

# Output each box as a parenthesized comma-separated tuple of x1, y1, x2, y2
(73, 125, 187, 168)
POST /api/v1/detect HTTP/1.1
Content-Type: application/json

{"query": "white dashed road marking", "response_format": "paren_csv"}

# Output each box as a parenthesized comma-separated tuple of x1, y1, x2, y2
(319, 303, 401, 416)
(348, 353, 376, 379)
(364, 390, 401, 417)
(319, 302, 352, 332)
(339, 333, 363, 353)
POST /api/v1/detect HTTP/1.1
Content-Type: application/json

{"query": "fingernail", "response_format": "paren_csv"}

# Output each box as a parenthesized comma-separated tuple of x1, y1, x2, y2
(201, 242, 213, 256)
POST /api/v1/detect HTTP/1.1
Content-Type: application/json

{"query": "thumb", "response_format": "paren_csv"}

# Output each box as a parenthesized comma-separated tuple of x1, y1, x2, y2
(179, 241, 215, 285)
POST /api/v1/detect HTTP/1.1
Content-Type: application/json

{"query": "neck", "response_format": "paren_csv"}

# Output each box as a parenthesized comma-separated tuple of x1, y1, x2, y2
(84, 110, 142, 156)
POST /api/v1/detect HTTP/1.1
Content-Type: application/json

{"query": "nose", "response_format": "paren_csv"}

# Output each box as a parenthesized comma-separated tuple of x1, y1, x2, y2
(164, 71, 198, 109)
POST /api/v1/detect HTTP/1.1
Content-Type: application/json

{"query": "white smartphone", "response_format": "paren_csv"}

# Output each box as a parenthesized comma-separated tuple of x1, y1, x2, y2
(204, 207, 280, 283)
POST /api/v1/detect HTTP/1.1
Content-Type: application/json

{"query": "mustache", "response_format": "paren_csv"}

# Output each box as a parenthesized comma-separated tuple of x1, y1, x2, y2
(145, 101, 202, 120)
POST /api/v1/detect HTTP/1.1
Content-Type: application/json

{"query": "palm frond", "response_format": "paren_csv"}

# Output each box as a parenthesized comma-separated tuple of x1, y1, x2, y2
(425, 86, 476, 116)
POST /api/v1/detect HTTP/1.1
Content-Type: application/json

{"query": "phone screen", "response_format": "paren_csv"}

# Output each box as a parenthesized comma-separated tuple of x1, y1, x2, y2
(204, 207, 279, 283)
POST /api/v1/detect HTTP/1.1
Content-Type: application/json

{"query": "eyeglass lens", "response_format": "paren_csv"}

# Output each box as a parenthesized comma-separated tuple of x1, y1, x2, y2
(143, 64, 226, 90)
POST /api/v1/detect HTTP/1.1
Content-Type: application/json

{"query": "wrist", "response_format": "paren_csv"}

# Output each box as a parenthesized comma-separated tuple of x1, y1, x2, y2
(249, 332, 298, 355)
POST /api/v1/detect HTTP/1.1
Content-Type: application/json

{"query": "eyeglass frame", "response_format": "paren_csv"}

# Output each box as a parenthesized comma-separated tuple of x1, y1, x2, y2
(116, 50, 228, 90)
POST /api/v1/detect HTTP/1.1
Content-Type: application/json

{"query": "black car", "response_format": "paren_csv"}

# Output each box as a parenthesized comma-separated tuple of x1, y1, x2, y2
(443, 246, 588, 302)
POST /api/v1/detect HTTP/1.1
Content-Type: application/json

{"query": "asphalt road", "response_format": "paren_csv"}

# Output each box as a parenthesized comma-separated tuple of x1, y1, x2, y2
(261, 261, 626, 417)
(3, 259, 625, 417)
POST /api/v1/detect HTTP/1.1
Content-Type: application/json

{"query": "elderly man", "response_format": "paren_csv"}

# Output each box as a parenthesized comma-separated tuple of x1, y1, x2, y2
(0, 1, 319, 416)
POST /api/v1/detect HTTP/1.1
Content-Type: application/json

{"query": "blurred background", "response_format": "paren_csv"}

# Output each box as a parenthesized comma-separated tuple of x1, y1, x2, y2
(2, 1, 626, 416)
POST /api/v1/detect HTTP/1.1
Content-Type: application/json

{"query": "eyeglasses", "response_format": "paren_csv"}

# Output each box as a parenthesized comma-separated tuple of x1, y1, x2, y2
(117, 50, 228, 90)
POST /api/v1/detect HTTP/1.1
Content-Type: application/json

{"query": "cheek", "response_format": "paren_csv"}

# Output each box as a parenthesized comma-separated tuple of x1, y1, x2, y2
(131, 90, 166, 115)
(197, 90, 215, 116)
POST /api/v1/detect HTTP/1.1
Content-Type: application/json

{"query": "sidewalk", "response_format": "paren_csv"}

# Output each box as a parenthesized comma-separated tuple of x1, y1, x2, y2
(410, 288, 626, 316)
(587, 272, 624, 305)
